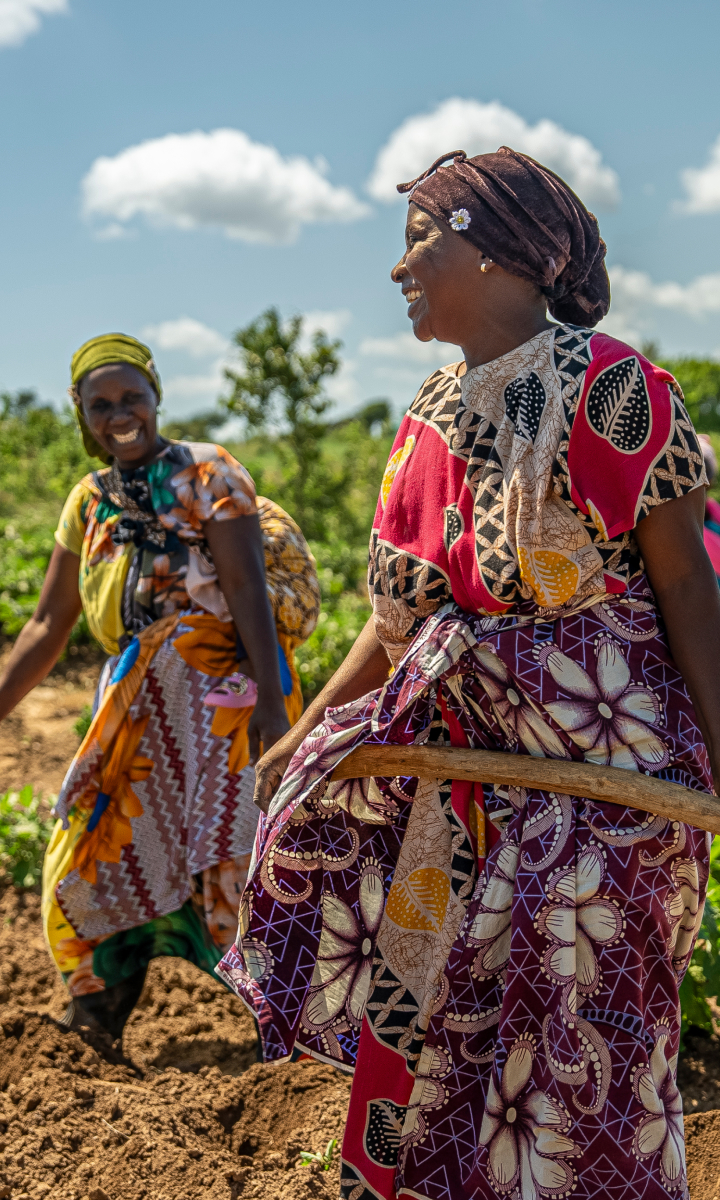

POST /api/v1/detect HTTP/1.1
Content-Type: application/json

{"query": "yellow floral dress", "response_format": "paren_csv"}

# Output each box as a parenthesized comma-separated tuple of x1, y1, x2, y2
(43, 440, 319, 1012)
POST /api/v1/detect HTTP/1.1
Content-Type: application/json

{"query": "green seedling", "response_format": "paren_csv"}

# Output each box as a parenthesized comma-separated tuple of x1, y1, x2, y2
(299, 1137, 337, 1171)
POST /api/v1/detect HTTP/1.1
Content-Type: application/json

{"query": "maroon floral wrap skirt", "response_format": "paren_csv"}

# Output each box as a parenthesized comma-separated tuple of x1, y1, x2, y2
(218, 579, 710, 1200)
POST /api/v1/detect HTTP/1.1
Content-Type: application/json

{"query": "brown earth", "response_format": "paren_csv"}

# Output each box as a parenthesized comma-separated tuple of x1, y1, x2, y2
(0, 887, 352, 1200)
(2, 669, 720, 1197)
(2, 888, 720, 1200)
(0, 646, 100, 798)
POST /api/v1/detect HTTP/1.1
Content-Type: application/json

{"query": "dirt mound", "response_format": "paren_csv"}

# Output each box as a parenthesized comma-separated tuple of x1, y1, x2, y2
(5, 884, 720, 1199)
(686, 1110, 720, 1199)
(0, 645, 101, 797)
(0, 886, 351, 1199)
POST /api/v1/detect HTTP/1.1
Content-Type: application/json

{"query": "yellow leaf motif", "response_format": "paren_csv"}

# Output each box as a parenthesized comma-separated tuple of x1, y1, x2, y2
(380, 436, 416, 508)
(385, 867, 451, 933)
(518, 547, 580, 607)
(586, 498, 609, 541)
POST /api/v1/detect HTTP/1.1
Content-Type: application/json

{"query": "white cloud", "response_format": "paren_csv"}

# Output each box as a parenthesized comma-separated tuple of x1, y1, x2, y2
(141, 317, 228, 358)
(598, 265, 720, 345)
(156, 310, 357, 415)
(0, 0, 66, 48)
(81, 128, 370, 244)
(297, 309, 352, 356)
(367, 98, 620, 210)
(360, 330, 459, 365)
(680, 134, 720, 213)
(301, 309, 352, 341)
(609, 265, 720, 316)
(163, 369, 225, 402)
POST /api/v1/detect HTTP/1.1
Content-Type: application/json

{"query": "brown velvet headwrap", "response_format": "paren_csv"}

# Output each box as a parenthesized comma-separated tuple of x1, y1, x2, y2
(398, 146, 610, 328)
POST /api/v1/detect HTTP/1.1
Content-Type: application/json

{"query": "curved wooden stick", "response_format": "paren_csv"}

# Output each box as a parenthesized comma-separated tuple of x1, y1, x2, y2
(331, 744, 720, 836)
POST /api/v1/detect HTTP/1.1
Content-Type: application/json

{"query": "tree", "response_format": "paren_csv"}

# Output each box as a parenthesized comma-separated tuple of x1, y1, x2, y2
(222, 308, 346, 540)
(161, 410, 226, 443)
(657, 357, 720, 432)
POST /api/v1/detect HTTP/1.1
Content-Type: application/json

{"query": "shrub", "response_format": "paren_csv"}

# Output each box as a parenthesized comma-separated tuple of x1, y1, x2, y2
(0, 786, 56, 888)
(679, 836, 720, 1043)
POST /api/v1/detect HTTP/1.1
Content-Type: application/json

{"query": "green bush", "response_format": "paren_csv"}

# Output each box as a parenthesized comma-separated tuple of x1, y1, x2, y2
(660, 357, 720, 433)
(679, 836, 720, 1043)
(73, 704, 93, 740)
(0, 391, 95, 643)
(0, 786, 55, 888)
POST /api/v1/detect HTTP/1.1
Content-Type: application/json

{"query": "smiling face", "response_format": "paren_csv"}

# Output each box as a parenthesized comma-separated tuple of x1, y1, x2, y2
(391, 202, 491, 346)
(78, 362, 163, 467)
(391, 201, 551, 368)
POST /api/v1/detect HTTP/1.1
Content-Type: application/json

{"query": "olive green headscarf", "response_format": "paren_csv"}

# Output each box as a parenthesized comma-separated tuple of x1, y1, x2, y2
(70, 333, 162, 464)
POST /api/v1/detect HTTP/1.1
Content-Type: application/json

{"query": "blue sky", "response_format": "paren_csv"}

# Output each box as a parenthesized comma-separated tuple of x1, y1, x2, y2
(2, 0, 720, 422)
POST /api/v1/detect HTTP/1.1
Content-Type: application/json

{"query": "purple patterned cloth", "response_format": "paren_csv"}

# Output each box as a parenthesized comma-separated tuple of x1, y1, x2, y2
(218, 579, 710, 1200)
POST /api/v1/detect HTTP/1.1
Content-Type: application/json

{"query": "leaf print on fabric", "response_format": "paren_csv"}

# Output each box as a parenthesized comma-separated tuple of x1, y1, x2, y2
(364, 1098, 406, 1167)
(585, 355, 652, 454)
(468, 841, 519, 979)
(632, 1025, 686, 1192)
(539, 634, 670, 771)
(665, 857, 703, 974)
(517, 547, 580, 608)
(536, 844, 625, 1014)
(301, 858, 384, 1032)
(147, 459, 175, 508)
(474, 642, 569, 759)
(504, 371, 547, 443)
(380, 435, 416, 508)
(384, 867, 451, 934)
(443, 502, 464, 551)
(478, 1035, 579, 1199)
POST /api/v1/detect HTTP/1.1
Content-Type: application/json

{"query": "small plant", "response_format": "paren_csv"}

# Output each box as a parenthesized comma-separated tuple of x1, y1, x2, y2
(299, 1137, 338, 1171)
(0, 785, 55, 888)
(73, 704, 93, 740)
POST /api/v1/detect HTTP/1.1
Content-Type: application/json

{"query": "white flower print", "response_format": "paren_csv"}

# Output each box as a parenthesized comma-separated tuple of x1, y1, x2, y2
(665, 857, 703, 974)
(478, 1035, 578, 1198)
(468, 841, 519, 979)
(632, 1025, 686, 1192)
(536, 844, 625, 1011)
(301, 858, 384, 1032)
(474, 642, 569, 759)
(317, 775, 398, 825)
(538, 634, 670, 771)
(449, 208, 471, 231)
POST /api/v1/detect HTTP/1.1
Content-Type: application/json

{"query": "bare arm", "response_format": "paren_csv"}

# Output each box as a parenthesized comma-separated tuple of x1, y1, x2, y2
(204, 514, 290, 765)
(253, 613, 392, 811)
(634, 487, 720, 791)
(0, 543, 83, 721)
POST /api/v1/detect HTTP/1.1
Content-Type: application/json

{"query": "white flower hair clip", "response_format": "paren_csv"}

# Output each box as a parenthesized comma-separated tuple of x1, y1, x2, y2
(449, 208, 471, 231)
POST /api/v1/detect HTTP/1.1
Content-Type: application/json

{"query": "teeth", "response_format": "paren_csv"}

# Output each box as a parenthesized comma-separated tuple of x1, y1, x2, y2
(114, 428, 140, 444)
(406, 289, 423, 303)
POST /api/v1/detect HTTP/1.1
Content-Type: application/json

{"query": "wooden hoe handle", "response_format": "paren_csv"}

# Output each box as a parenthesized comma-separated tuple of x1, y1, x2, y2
(331, 744, 720, 837)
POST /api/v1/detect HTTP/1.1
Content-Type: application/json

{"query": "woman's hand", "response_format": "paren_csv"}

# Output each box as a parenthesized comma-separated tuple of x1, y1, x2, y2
(247, 694, 291, 769)
(252, 615, 393, 814)
(253, 726, 304, 813)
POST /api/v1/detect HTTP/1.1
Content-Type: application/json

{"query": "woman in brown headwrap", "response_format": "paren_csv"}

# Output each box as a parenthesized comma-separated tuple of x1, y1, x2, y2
(219, 149, 720, 1199)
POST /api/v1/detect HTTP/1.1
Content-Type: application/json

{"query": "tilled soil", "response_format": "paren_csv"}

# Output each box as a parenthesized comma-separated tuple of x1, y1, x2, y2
(0, 646, 100, 797)
(4, 888, 720, 1198)
(0, 886, 351, 1200)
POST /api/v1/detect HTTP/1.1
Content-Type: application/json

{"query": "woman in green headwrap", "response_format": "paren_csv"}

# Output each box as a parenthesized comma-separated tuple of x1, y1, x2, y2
(0, 333, 319, 1040)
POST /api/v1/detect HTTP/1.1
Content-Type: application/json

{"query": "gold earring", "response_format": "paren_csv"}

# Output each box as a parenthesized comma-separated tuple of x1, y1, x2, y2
(481, 259, 493, 273)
